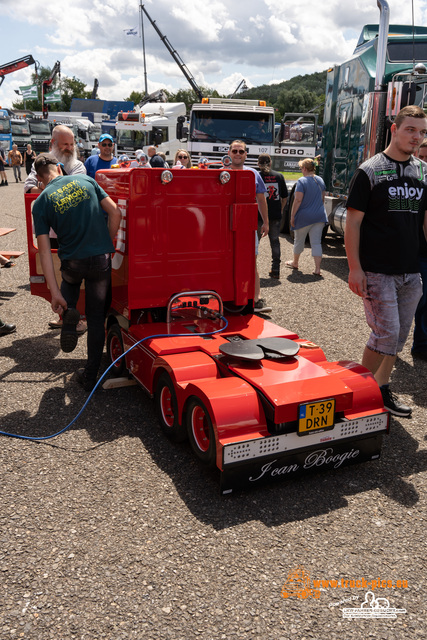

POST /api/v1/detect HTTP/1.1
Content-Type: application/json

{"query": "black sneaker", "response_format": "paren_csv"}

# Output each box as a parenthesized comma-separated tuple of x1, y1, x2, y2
(269, 270, 280, 279)
(380, 386, 412, 417)
(60, 308, 80, 353)
(254, 299, 273, 314)
(75, 368, 98, 392)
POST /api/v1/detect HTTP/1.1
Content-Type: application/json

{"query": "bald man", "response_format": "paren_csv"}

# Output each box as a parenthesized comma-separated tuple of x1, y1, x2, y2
(24, 124, 86, 193)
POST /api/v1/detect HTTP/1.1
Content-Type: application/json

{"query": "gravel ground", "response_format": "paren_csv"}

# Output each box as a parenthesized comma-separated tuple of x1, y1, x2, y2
(1, 173, 426, 639)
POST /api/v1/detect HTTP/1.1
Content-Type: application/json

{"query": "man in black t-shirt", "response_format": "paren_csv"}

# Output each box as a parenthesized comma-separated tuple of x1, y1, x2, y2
(345, 105, 427, 417)
(257, 153, 288, 279)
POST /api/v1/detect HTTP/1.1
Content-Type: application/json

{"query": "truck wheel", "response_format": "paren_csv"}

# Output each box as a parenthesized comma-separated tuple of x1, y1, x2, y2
(155, 373, 187, 442)
(186, 398, 216, 467)
(106, 324, 127, 377)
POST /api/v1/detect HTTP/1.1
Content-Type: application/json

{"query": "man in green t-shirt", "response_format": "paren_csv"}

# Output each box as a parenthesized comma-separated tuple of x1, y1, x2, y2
(32, 153, 121, 391)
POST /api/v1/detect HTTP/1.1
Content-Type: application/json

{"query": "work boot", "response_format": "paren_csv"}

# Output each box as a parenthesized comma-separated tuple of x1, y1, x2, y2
(380, 385, 412, 417)
(0, 320, 16, 335)
(4, 180, 8, 186)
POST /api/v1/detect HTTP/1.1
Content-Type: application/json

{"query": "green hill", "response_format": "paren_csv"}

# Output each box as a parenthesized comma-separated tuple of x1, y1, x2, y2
(240, 70, 328, 121)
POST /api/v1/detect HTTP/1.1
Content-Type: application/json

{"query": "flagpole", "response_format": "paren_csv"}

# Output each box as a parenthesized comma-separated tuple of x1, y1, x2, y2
(140, 1, 148, 97)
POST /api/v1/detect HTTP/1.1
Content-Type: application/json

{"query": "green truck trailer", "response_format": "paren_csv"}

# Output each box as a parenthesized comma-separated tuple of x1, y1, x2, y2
(282, 0, 427, 235)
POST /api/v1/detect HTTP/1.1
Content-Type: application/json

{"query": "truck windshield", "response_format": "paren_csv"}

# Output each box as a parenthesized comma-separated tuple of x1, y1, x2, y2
(117, 129, 150, 148)
(190, 111, 274, 144)
(11, 122, 30, 136)
(387, 41, 427, 62)
(29, 120, 51, 134)
(89, 125, 102, 142)
(280, 117, 316, 145)
(0, 117, 11, 134)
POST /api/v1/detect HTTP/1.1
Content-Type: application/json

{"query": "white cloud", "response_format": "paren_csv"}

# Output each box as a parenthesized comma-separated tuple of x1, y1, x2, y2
(1, 0, 427, 109)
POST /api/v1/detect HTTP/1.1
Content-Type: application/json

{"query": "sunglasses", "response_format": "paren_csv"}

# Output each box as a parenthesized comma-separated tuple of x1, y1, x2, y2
(101, 142, 113, 147)
(230, 149, 246, 155)
(178, 154, 188, 159)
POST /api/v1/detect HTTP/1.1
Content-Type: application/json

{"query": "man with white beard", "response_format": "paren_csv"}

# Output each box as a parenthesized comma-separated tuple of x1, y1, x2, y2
(24, 125, 86, 193)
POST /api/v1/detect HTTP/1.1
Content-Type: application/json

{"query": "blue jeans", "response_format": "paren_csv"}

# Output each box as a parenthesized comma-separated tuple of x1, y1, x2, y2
(258, 219, 281, 272)
(60, 254, 111, 380)
(412, 256, 427, 353)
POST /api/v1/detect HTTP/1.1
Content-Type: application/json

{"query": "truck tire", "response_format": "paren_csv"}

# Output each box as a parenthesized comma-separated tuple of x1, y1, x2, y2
(155, 373, 187, 442)
(106, 324, 127, 377)
(186, 397, 216, 467)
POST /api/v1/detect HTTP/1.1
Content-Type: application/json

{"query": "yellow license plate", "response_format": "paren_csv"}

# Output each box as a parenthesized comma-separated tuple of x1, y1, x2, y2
(298, 399, 335, 436)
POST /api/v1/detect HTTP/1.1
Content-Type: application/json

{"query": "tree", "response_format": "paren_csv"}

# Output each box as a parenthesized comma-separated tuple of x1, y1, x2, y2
(276, 88, 323, 120)
(123, 90, 145, 105)
(60, 76, 91, 111)
(165, 87, 222, 111)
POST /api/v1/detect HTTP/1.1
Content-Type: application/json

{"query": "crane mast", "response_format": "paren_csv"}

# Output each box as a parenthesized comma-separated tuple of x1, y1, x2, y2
(140, 4, 203, 102)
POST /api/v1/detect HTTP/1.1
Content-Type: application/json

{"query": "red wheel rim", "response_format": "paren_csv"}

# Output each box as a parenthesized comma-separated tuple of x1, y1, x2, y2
(160, 386, 174, 427)
(110, 335, 123, 369)
(191, 405, 210, 452)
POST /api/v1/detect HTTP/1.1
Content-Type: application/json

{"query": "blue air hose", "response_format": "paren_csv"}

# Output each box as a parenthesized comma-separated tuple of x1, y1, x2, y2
(0, 317, 229, 442)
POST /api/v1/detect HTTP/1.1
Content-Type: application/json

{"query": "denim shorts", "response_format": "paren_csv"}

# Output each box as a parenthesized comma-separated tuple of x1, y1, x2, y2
(363, 272, 422, 356)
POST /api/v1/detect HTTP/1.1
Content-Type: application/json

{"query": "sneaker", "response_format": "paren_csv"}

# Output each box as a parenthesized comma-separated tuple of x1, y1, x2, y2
(60, 308, 80, 353)
(380, 386, 412, 417)
(75, 368, 97, 392)
(254, 299, 273, 314)
(269, 270, 280, 279)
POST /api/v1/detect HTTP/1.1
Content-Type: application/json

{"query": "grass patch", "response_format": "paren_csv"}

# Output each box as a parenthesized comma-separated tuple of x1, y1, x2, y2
(282, 172, 301, 180)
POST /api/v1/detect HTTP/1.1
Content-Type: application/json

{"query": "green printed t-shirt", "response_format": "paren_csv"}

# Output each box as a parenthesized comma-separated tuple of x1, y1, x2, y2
(32, 174, 115, 260)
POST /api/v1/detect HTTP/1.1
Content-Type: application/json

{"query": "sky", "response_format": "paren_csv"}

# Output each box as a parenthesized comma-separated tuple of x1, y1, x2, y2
(1, 0, 427, 109)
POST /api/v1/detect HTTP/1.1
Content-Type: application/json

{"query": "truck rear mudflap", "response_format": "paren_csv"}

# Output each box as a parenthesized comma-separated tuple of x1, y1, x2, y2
(219, 432, 386, 494)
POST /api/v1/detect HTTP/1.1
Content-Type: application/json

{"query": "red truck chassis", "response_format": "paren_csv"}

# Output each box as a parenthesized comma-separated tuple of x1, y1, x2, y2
(25, 168, 389, 494)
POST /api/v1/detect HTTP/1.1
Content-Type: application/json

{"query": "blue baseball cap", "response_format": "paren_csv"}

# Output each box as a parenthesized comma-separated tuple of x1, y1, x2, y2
(99, 134, 114, 143)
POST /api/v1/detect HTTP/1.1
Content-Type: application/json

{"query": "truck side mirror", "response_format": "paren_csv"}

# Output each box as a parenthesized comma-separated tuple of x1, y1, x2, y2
(154, 129, 163, 145)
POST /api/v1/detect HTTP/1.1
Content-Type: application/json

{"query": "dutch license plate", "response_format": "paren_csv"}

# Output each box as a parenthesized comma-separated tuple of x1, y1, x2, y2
(298, 399, 335, 436)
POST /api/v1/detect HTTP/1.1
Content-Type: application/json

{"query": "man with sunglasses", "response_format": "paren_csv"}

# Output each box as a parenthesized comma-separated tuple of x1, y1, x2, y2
(85, 134, 117, 179)
(228, 140, 272, 313)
